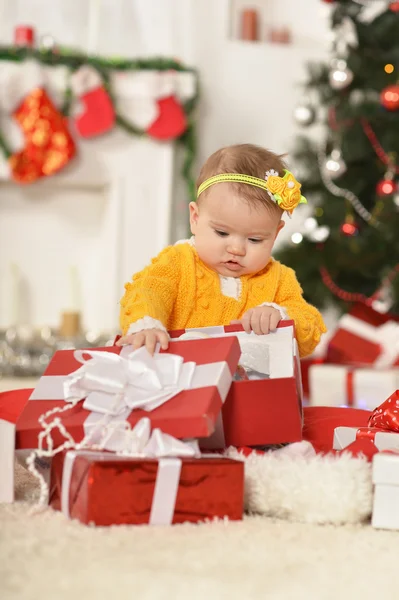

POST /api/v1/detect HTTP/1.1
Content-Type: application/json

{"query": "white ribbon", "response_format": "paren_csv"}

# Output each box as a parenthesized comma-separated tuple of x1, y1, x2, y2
(64, 346, 195, 416)
(339, 315, 399, 368)
(61, 417, 200, 525)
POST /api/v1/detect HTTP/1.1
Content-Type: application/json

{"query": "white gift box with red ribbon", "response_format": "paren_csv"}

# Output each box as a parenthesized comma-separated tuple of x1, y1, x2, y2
(333, 426, 399, 452)
(309, 364, 399, 409)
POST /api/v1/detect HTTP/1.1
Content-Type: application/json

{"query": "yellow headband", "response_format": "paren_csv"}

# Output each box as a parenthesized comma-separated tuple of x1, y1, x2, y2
(197, 169, 307, 215)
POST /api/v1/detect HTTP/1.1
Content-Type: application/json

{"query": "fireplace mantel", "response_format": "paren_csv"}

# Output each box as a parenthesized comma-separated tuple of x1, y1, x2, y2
(0, 66, 196, 332)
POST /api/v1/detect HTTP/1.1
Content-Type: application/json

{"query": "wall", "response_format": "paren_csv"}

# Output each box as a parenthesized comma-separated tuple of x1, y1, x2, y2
(0, 0, 333, 329)
(189, 0, 332, 247)
(0, 0, 332, 246)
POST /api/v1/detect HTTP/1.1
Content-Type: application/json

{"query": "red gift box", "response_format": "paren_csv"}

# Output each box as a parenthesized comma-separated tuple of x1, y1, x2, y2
(49, 450, 244, 526)
(169, 321, 303, 447)
(16, 337, 240, 451)
(327, 303, 399, 368)
(0, 389, 31, 502)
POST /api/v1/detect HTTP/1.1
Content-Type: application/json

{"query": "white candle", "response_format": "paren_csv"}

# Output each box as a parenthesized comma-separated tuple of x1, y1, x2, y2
(9, 262, 21, 326)
(68, 265, 81, 312)
(87, 0, 100, 55)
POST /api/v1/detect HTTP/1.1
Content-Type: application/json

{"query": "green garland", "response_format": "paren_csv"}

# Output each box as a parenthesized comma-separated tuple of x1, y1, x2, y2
(0, 45, 199, 200)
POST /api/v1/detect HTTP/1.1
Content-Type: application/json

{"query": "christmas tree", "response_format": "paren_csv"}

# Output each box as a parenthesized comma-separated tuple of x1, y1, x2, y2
(276, 0, 399, 316)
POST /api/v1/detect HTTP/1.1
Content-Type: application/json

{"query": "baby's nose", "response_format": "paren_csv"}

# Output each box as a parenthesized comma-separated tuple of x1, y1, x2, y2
(227, 242, 246, 256)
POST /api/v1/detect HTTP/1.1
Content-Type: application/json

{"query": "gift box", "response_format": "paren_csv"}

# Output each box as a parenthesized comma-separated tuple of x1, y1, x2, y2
(0, 389, 31, 502)
(15, 336, 240, 452)
(333, 390, 399, 452)
(333, 426, 399, 452)
(169, 321, 303, 448)
(300, 357, 325, 399)
(49, 449, 244, 526)
(308, 364, 399, 409)
(327, 303, 399, 368)
(372, 450, 399, 530)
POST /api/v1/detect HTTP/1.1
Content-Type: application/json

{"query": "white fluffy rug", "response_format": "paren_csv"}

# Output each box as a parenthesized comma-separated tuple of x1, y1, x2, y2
(227, 447, 373, 525)
(3, 452, 398, 600)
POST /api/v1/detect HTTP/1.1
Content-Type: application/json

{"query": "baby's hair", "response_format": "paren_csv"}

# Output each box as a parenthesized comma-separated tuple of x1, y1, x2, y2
(197, 144, 287, 217)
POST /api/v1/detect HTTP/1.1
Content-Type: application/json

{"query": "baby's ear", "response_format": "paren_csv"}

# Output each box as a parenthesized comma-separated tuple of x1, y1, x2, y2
(189, 202, 200, 230)
(275, 219, 285, 238)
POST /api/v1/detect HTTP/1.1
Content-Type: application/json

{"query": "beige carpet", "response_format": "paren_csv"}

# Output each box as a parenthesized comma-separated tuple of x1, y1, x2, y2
(2, 464, 399, 600)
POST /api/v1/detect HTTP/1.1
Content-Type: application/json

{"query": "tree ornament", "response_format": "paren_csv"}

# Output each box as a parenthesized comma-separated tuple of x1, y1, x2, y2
(380, 84, 399, 111)
(324, 148, 346, 178)
(329, 59, 353, 90)
(40, 34, 56, 51)
(340, 216, 358, 236)
(318, 144, 383, 229)
(291, 232, 303, 244)
(293, 99, 316, 126)
(389, 2, 399, 12)
(376, 177, 396, 197)
(394, 192, 399, 208)
(308, 225, 330, 243)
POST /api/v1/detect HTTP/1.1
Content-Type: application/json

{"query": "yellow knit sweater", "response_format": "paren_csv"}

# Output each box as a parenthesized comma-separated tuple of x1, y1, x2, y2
(120, 242, 327, 357)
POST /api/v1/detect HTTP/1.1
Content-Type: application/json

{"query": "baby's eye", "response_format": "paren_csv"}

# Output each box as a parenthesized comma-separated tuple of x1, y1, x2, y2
(215, 230, 228, 237)
(249, 238, 262, 243)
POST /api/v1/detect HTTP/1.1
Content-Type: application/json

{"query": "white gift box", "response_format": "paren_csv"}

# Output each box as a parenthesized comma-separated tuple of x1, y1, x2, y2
(372, 451, 399, 530)
(309, 364, 399, 409)
(333, 426, 399, 452)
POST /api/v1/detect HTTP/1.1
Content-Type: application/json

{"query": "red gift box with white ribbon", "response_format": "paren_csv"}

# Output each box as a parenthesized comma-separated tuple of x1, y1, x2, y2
(48, 420, 244, 526)
(169, 320, 303, 448)
(15, 336, 240, 453)
(327, 303, 399, 368)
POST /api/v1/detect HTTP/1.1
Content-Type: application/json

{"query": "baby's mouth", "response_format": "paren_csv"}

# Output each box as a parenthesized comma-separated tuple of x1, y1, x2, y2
(224, 260, 242, 270)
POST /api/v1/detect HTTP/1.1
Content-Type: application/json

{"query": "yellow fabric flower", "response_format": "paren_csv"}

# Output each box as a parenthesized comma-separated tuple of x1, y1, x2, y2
(266, 170, 307, 214)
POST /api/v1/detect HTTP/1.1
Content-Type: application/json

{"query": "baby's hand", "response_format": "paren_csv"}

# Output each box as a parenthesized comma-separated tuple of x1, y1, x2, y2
(232, 306, 281, 335)
(116, 329, 169, 354)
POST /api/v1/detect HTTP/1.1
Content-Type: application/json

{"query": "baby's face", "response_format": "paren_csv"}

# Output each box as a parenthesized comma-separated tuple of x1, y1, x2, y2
(189, 185, 284, 278)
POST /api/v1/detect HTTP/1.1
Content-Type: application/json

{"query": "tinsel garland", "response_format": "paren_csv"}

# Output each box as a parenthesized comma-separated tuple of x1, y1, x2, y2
(0, 45, 199, 200)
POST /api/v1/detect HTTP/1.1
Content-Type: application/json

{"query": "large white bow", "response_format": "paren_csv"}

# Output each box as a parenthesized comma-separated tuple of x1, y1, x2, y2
(97, 416, 200, 456)
(63, 346, 196, 416)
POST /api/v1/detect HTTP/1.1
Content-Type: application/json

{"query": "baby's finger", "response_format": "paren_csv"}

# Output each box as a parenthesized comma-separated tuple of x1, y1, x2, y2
(132, 332, 146, 349)
(269, 311, 281, 332)
(240, 312, 252, 334)
(260, 311, 271, 334)
(158, 331, 169, 350)
(145, 331, 158, 355)
(116, 335, 130, 346)
(250, 310, 263, 335)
